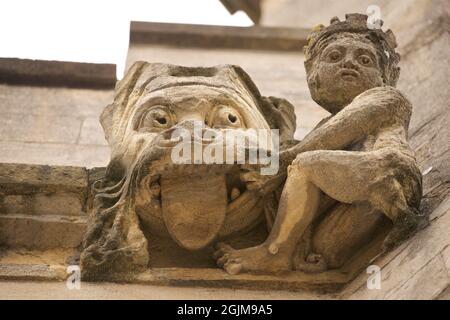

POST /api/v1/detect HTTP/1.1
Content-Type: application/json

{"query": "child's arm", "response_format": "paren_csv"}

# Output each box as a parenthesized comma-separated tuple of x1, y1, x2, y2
(281, 86, 412, 164)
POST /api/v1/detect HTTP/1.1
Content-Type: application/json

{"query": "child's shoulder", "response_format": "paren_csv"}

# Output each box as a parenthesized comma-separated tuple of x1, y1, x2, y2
(313, 115, 334, 129)
(356, 86, 411, 107)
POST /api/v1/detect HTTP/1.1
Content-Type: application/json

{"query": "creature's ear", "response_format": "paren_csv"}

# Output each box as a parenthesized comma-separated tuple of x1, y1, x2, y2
(260, 96, 297, 144)
(229, 66, 297, 144)
(100, 61, 148, 144)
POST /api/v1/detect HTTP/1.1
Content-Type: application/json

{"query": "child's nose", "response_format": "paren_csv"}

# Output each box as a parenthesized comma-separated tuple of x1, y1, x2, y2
(342, 55, 358, 69)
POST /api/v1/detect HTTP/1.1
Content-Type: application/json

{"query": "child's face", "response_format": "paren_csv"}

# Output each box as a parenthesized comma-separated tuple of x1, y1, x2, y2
(307, 33, 385, 114)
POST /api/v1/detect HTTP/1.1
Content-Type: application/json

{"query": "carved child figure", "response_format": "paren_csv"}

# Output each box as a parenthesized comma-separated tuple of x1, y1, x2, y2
(214, 14, 423, 275)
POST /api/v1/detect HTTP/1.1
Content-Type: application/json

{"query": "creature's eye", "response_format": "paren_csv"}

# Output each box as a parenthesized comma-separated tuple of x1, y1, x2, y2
(138, 106, 174, 132)
(208, 106, 244, 129)
(358, 54, 373, 66)
(327, 50, 342, 62)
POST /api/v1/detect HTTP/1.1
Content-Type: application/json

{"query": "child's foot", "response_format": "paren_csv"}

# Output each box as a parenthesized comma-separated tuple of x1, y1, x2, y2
(213, 242, 291, 275)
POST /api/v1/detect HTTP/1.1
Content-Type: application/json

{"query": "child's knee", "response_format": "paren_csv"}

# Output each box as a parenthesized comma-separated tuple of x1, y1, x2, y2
(292, 151, 323, 167)
(288, 152, 316, 178)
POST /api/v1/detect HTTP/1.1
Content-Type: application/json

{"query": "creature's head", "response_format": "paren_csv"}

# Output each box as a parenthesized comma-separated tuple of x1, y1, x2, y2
(94, 62, 295, 251)
(304, 13, 401, 114)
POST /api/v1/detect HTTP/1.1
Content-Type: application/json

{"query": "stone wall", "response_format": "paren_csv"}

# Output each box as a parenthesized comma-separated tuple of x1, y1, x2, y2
(0, 163, 88, 249)
(0, 59, 114, 168)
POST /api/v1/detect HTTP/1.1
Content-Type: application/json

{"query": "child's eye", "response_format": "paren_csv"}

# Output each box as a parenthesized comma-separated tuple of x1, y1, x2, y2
(358, 55, 373, 66)
(327, 50, 342, 62)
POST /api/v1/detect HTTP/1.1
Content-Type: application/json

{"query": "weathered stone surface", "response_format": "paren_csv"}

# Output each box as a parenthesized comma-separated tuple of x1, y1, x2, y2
(0, 60, 114, 169)
(437, 287, 450, 300)
(0, 142, 110, 168)
(0, 163, 92, 249)
(0, 163, 87, 194)
(0, 264, 65, 282)
(341, 204, 450, 299)
(442, 245, 450, 273)
(0, 113, 82, 144)
(0, 84, 113, 118)
(0, 214, 87, 249)
(78, 117, 108, 146)
(111, 267, 346, 292)
(0, 278, 328, 300)
(1, 194, 83, 216)
(385, 255, 449, 300)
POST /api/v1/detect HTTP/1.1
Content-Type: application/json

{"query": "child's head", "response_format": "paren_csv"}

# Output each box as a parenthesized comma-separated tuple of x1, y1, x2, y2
(304, 13, 400, 114)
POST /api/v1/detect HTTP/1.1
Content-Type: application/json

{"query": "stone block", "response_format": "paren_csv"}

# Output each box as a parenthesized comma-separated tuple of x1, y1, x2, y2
(0, 163, 87, 194)
(0, 214, 87, 249)
(0, 264, 65, 282)
(0, 84, 113, 118)
(0, 114, 82, 144)
(0, 142, 110, 168)
(0, 163, 88, 216)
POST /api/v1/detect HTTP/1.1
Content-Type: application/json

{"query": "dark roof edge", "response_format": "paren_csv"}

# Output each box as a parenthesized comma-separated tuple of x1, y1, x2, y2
(219, 0, 262, 24)
(0, 58, 117, 89)
(129, 21, 309, 52)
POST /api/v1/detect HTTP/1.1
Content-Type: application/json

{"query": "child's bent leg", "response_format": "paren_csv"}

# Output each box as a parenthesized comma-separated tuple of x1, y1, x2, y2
(214, 150, 382, 274)
(263, 163, 321, 258)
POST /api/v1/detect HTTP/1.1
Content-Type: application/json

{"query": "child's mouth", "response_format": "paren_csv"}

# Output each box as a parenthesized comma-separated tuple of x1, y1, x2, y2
(339, 69, 360, 80)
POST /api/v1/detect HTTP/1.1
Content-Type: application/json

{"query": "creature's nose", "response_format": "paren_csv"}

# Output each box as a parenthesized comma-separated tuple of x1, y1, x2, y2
(163, 120, 215, 144)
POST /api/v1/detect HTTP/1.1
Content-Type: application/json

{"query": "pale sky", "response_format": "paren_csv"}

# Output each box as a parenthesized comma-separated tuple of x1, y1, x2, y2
(0, 0, 253, 77)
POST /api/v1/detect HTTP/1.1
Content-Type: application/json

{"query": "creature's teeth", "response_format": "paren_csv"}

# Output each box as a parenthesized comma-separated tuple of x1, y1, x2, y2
(230, 188, 241, 201)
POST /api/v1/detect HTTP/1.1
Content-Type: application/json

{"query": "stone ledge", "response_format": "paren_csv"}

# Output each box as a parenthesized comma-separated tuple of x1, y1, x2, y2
(0, 58, 116, 89)
(0, 163, 88, 216)
(0, 142, 110, 168)
(0, 214, 87, 249)
(0, 264, 65, 282)
(110, 268, 344, 293)
(0, 263, 339, 294)
(0, 163, 87, 194)
(130, 21, 308, 51)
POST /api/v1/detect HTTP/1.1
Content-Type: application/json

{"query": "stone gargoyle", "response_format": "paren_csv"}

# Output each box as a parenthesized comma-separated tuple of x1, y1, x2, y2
(80, 61, 296, 279)
(80, 13, 423, 282)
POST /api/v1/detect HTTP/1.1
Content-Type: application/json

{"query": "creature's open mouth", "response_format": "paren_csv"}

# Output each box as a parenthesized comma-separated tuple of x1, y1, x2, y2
(146, 165, 250, 205)
(339, 69, 360, 80)
(140, 164, 262, 251)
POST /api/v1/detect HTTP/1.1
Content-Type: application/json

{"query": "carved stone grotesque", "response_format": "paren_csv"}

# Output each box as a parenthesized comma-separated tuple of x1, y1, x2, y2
(214, 13, 423, 275)
(81, 13, 423, 282)
(80, 62, 296, 278)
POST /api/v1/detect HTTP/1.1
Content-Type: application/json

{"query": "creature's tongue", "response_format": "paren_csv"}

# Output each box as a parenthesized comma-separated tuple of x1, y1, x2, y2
(161, 174, 227, 250)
